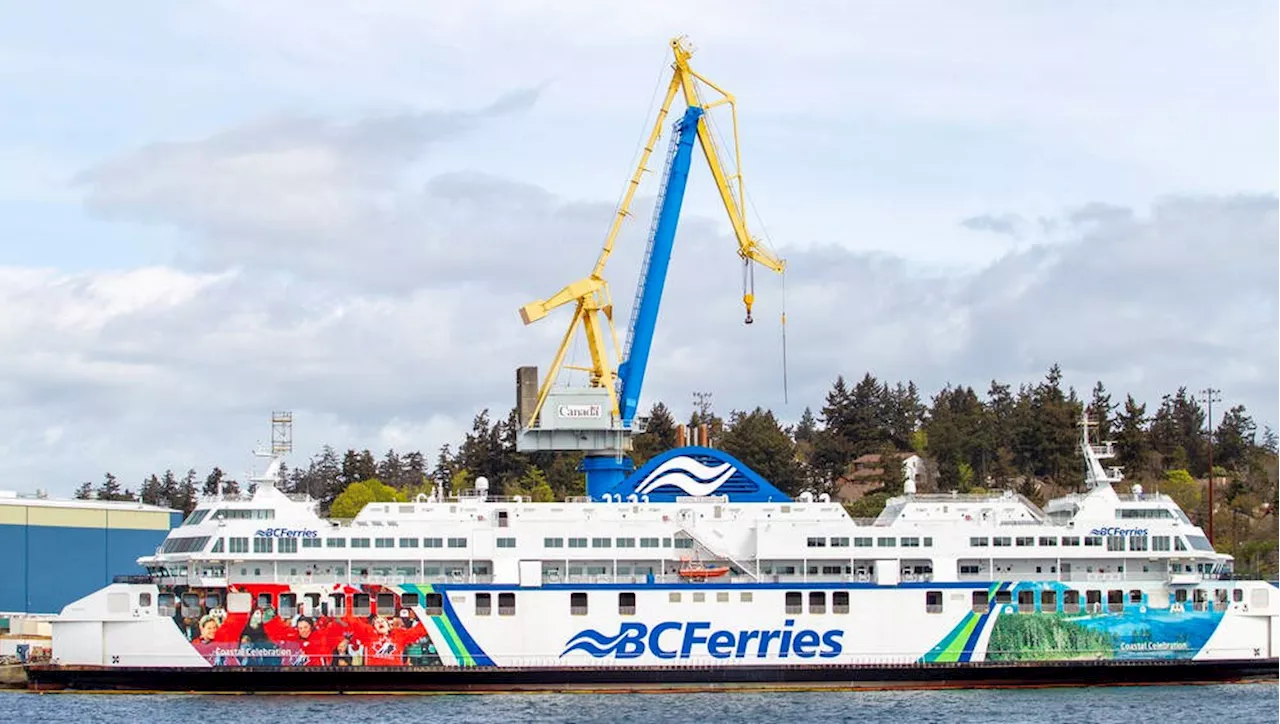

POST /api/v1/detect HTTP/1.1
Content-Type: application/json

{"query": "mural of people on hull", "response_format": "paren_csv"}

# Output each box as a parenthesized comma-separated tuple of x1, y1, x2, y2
(171, 584, 440, 667)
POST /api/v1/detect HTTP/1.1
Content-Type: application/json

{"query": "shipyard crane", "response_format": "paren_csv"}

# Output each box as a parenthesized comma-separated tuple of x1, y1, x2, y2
(515, 36, 786, 496)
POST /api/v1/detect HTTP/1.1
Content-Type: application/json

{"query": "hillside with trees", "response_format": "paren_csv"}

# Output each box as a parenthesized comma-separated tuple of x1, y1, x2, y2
(74, 364, 1277, 576)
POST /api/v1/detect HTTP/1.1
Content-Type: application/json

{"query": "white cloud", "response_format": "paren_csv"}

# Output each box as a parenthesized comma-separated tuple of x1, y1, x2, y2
(0, 3, 1274, 495)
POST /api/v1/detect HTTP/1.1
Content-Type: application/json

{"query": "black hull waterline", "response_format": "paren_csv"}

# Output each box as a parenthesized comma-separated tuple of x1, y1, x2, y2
(26, 659, 1280, 693)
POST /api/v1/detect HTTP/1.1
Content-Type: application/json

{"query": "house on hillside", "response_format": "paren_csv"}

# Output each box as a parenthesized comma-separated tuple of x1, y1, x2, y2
(835, 452, 925, 503)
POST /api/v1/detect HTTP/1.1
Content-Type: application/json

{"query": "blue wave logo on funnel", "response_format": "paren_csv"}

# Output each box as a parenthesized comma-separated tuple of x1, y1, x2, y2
(603, 446, 793, 503)
(635, 457, 736, 497)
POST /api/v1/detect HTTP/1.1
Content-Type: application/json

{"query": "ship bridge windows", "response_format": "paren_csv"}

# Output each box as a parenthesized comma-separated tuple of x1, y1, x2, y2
(181, 509, 210, 526)
(877, 537, 896, 547)
(807, 537, 826, 548)
(901, 537, 920, 548)
(1015, 537, 1034, 547)
(400, 537, 419, 548)
(830, 537, 850, 547)
(497, 537, 516, 548)
(351, 538, 371, 549)
(278, 538, 298, 553)
(1062, 536, 1080, 546)
(1117, 508, 1174, 519)
(375, 537, 394, 548)
(1105, 536, 1125, 552)
(1184, 535, 1213, 552)
(1084, 536, 1103, 547)
(1129, 536, 1149, 552)
(161, 536, 211, 554)
(674, 537, 694, 550)
(591, 537, 611, 548)
(212, 509, 276, 520)
(1174, 537, 1188, 551)
(640, 537, 660, 548)
(992, 537, 1011, 547)
(326, 538, 346, 548)
(253, 537, 273, 554)
(568, 537, 587, 548)
(544, 537, 564, 548)
(854, 537, 873, 548)
(210, 538, 225, 553)
(447, 537, 468, 548)
(616, 537, 635, 548)
(1153, 536, 1171, 551)
(970, 537, 989, 547)
(1039, 537, 1057, 546)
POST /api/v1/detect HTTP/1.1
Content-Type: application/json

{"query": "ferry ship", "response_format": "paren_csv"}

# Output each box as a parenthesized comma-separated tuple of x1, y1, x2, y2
(27, 415, 1279, 691)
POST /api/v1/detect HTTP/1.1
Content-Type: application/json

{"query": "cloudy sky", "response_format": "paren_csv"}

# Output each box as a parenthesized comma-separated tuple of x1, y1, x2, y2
(1, 2, 1276, 495)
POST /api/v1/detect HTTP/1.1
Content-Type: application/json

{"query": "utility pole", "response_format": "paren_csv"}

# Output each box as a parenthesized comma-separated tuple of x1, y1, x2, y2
(1199, 388, 1221, 545)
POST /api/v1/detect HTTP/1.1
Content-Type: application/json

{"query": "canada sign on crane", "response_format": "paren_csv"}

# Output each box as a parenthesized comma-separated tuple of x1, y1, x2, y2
(515, 36, 786, 497)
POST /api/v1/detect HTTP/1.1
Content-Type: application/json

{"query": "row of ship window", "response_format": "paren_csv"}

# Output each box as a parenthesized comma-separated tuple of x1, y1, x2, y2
(167, 535, 704, 555)
(806, 536, 934, 548)
(968, 534, 1201, 552)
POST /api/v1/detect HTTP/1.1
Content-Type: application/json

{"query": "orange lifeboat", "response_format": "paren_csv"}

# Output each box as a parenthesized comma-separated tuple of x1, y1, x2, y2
(678, 557, 730, 580)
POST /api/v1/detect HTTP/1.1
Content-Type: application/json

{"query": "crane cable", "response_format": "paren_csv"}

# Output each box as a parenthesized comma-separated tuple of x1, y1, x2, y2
(781, 268, 789, 406)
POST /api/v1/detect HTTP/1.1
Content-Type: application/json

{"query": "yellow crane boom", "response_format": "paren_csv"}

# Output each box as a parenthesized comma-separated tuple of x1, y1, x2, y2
(518, 36, 786, 430)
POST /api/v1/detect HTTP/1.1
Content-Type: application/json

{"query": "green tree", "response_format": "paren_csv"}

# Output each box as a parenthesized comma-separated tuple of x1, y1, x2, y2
(1114, 395, 1149, 476)
(632, 402, 679, 467)
(1214, 404, 1256, 472)
(330, 479, 404, 518)
(1159, 469, 1202, 519)
(720, 407, 803, 497)
(522, 466, 555, 502)
(794, 407, 817, 443)
(97, 472, 124, 501)
(73, 481, 93, 500)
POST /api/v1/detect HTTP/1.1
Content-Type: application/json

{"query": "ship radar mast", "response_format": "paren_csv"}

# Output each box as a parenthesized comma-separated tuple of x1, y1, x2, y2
(247, 411, 293, 493)
(1080, 410, 1124, 490)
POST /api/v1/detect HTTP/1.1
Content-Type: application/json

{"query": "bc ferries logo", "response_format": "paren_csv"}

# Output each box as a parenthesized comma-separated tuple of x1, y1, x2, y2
(1089, 527, 1149, 537)
(254, 528, 319, 538)
(634, 456, 737, 497)
(561, 620, 843, 660)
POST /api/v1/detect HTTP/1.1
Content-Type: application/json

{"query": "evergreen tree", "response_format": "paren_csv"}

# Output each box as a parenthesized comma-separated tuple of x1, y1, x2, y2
(720, 407, 803, 497)
(97, 472, 123, 501)
(377, 449, 405, 489)
(1214, 405, 1256, 472)
(74, 481, 93, 500)
(159, 469, 179, 509)
(1088, 381, 1115, 440)
(140, 474, 165, 506)
(201, 467, 222, 497)
(632, 402, 678, 467)
(1114, 395, 1149, 475)
(794, 407, 817, 443)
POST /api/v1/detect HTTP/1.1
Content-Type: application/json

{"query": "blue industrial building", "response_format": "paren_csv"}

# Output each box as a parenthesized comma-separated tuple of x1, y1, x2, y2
(0, 494, 180, 614)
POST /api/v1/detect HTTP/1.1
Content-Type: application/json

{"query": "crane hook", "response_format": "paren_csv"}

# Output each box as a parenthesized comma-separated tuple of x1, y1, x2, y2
(742, 260, 755, 324)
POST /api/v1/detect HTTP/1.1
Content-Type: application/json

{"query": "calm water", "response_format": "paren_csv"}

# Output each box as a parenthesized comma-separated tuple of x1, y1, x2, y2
(3, 684, 1277, 723)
